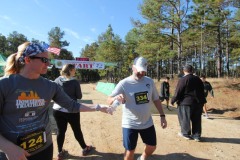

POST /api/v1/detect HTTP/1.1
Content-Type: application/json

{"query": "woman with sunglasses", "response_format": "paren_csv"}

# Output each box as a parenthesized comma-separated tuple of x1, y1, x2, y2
(53, 64, 92, 160)
(0, 42, 110, 160)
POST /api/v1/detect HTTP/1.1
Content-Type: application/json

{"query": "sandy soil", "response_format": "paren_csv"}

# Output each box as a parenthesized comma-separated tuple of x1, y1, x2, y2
(50, 83, 240, 160)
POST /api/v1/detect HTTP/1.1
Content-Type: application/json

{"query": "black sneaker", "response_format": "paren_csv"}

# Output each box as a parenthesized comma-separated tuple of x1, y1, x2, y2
(82, 145, 93, 156)
(57, 150, 68, 160)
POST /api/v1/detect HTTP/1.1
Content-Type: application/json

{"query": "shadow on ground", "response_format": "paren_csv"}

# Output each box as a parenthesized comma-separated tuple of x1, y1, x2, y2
(60, 151, 209, 160)
(201, 137, 240, 144)
(209, 108, 240, 120)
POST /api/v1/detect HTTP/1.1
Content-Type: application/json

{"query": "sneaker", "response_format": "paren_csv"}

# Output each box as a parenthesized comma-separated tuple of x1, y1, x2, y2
(190, 135, 201, 142)
(178, 132, 191, 140)
(194, 137, 200, 142)
(57, 150, 68, 160)
(82, 145, 93, 156)
(166, 106, 172, 111)
(203, 114, 209, 118)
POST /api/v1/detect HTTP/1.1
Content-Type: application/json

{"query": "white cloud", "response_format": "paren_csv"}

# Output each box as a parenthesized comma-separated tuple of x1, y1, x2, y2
(110, 16, 115, 21)
(0, 15, 46, 40)
(82, 36, 94, 43)
(0, 15, 17, 25)
(90, 27, 97, 33)
(78, 45, 84, 50)
(33, 0, 41, 6)
(0, 15, 9, 20)
(62, 0, 72, 8)
(33, 0, 49, 12)
(100, 6, 106, 13)
(24, 26, 46, 39)
(64, 28, 80, 39)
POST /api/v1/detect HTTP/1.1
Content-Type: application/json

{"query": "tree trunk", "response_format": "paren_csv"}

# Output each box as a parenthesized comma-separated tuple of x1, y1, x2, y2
(217, 26, 222, 78)
(226, 20, 230, 77)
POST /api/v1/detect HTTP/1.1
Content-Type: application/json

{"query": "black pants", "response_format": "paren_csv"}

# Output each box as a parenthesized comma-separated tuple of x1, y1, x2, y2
(177, 103, 203, 138)
(53, 110, 87, 152)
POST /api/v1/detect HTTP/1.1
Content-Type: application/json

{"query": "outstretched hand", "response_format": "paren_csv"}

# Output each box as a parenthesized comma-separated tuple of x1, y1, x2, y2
(99, 105, 113, 115)
(114, 94, 125, 104)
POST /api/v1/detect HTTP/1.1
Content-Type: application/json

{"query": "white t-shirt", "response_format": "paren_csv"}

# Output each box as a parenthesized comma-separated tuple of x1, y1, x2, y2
(110, 76, 159, 129)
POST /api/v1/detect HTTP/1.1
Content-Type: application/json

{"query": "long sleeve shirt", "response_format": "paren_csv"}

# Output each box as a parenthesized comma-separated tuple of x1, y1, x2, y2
(0, 74, 81, 155)
(203, 81, 214, 98)
(171, 74, 206, 106)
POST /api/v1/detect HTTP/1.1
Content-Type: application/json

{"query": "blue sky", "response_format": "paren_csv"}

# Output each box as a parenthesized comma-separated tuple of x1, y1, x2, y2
(0, 0, 144, 57)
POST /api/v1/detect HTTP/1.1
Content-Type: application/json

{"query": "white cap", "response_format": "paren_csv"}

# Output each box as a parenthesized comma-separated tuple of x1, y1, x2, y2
(133, 57, 148, 72)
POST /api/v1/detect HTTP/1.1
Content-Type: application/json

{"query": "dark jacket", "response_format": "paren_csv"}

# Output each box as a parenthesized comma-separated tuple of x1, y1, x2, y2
(171, 74, 206, 105)
(203, 81, 214, 98)
(160, 81, 170, 98)
(54, 76, 82, 101)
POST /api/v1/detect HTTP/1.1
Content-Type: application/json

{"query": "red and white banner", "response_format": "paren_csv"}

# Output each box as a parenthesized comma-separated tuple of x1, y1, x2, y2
(54, 59, 105, 70)
(75, 57, 89, 61)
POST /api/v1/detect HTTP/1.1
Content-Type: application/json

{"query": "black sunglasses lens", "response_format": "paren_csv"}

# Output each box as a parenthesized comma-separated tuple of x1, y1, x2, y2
(30, 56, 50, 63)
(41, 57, 49, 63)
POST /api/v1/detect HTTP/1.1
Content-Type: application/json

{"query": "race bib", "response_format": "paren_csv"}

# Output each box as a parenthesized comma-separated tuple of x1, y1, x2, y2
(17, 129, 46, 153)
(134, 91, 149, 105)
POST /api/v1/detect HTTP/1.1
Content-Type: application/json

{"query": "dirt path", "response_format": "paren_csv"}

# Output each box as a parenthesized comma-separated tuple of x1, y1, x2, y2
(51, 83, 240, 160)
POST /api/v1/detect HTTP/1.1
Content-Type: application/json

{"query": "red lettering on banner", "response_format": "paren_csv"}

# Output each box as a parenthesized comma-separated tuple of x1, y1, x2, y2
(83, 64, 93, 69)
(76, 57, 89, 61)
(75, 63, 93, 69)
(75, 63, 81, 68)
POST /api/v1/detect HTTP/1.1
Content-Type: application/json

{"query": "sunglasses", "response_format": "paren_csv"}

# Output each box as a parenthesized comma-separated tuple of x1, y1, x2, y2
(29, 56, 51, 63)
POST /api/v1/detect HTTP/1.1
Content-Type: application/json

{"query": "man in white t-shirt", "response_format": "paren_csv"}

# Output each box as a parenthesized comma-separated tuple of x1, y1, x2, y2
(107, 56, 167, 160)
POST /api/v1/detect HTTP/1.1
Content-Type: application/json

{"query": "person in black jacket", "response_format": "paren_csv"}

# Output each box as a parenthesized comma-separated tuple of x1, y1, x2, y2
(171, 65, 206, 142)
(53, 64, 92, 160)
(159, 77, 171, 111)
(200, 75, 214, 119)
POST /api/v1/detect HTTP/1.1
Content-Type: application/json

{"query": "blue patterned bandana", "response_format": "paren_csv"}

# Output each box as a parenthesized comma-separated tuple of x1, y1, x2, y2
(22, 43, 47, 57)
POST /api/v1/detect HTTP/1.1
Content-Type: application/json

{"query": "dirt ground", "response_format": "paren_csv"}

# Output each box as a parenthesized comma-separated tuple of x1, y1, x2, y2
(50, 83, 240, 160)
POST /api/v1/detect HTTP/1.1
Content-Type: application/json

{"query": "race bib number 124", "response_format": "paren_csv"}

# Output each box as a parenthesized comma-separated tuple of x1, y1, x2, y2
(17, 129, 46, 153)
